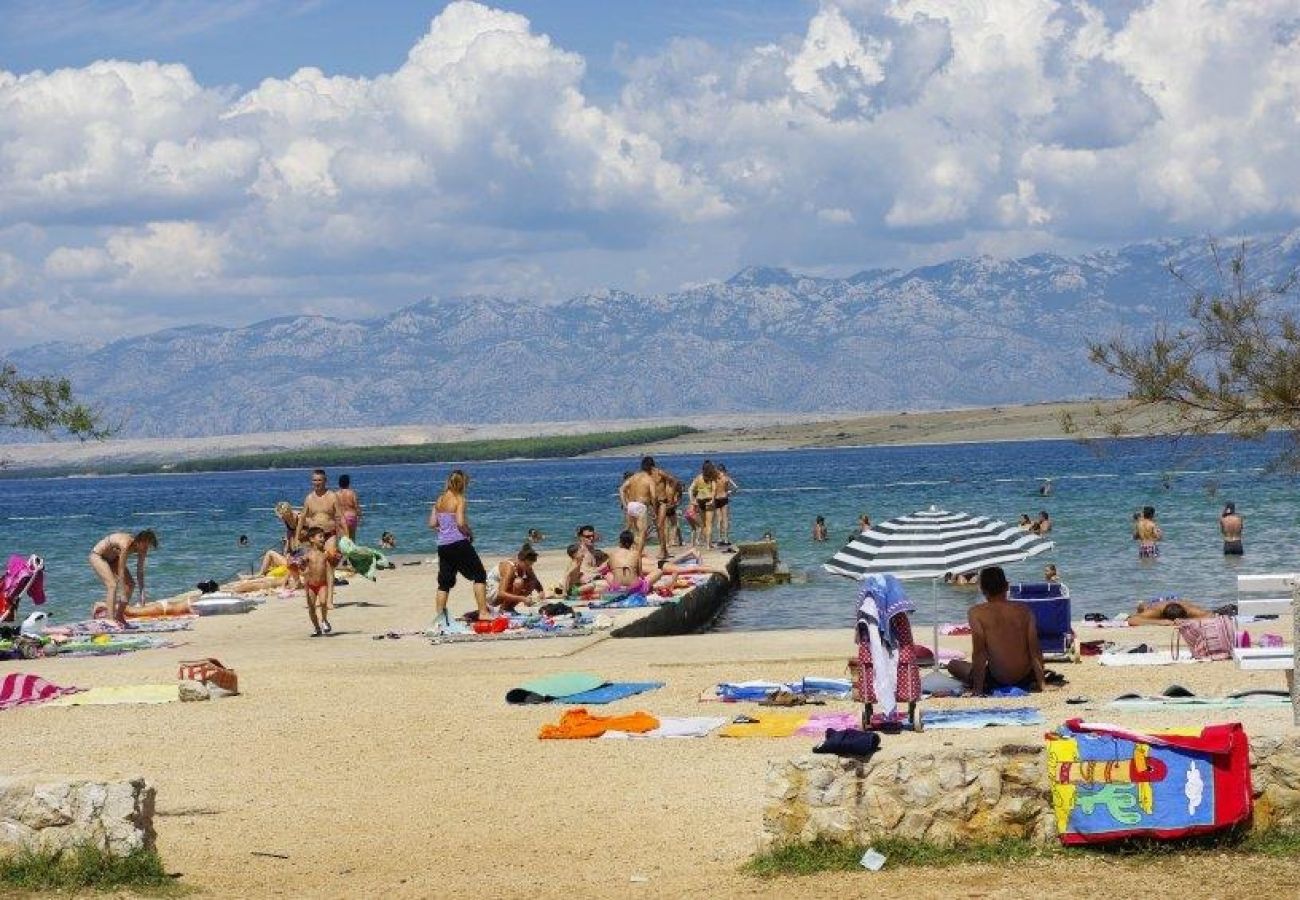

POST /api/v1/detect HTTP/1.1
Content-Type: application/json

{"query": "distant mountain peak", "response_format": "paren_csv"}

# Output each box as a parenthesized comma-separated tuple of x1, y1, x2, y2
(726, 265, 800, 287)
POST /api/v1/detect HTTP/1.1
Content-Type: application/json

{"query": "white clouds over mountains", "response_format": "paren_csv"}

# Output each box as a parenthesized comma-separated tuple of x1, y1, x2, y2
(1, 0, 1299, 347)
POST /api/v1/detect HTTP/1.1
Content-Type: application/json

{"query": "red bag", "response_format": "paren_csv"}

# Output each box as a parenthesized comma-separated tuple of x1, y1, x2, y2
(1173, 615, 1235, 661)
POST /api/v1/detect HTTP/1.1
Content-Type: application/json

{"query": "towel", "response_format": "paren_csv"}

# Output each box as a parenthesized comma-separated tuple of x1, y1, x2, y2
(866, 621, 899, 717)
(506, 672, 607, 704)
(795, 711, 861, 736)
(858, 573, 914, 649)
(538, 708, 659, 739)
(45, 684, 179, 706)
(337, 537, 390, 581)
(600, 716, 728, 739)
(1098, 651, 1202, 667)
(718, 712, 811, 738)
(715, 680, 785, 701)
(559, 682, 664, 705)
(921, 707, 1045, 730)
(0, 673, 82, 710)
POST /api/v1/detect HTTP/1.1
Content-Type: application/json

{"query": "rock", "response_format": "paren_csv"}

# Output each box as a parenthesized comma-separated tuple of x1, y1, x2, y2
(0, 776, 155, 858)
(179, 679, 211, 702)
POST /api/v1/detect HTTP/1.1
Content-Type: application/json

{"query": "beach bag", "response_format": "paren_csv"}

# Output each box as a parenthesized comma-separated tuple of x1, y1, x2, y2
(1046, 719, 1252, 845)
(1172, 615, 1235, 661)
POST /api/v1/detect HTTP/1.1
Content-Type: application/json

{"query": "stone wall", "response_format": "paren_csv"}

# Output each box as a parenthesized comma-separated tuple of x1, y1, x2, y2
(763, 735, 1300, 848)
(0, 776, 155, 857)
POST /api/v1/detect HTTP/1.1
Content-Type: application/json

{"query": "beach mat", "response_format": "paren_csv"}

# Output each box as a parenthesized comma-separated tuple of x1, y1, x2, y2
(1109, 693, 1291, 710)
(45, 684, 179, 707)
(719, 711, 811, 738)
(795, 711, 861, 736)
(559, 682, 664, 705)
(1098, 651, 1201, 667)
(0, 673, 83, 710)
(600, 716, 728, 739)
(506, 672, 607, 705)
(921, 707, 1044, 730)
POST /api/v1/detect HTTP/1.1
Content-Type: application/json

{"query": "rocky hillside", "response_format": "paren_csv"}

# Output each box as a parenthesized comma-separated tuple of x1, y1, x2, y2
(10, 232, 1299, 438)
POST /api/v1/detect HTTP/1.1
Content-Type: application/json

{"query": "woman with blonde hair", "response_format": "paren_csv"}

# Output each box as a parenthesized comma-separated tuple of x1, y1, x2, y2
(88, 529, 159, 623)
(429, 469, 491, 634)
(275, 501, 300, 554)
(688, 461, 720, 548)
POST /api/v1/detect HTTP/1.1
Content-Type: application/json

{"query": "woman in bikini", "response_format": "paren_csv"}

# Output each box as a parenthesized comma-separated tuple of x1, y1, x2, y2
(687, 461, 720, 548)
(713, 463, 738, 547)
(336, 474, 361, 541)
(487, 544, 544, 612)
(88, 530, 158, 623)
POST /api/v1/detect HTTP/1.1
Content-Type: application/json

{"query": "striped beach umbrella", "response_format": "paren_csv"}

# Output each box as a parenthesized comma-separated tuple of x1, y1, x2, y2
(826, 506, 1054, 666)
(825, 506, 1053, 580)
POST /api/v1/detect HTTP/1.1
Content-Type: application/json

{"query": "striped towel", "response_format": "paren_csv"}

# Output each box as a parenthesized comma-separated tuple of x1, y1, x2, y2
(0, 673, 83, 710)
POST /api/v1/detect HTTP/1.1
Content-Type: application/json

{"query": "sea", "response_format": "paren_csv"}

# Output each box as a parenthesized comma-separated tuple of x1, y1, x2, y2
(1, 433, 1295, 630)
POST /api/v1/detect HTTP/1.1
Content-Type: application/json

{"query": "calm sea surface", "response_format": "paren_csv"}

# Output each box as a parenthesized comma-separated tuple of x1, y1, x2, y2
(1, 434, 1295, 629)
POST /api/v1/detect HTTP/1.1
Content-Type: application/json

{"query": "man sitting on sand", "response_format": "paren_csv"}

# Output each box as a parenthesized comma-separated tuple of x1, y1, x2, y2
(946, 567, 1046, 695)
(1127, 598, 1213, 626)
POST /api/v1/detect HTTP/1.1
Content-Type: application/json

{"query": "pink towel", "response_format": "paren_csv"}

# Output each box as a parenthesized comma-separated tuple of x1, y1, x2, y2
(0, 673, 82, 710)
(795, 711, 861, 736)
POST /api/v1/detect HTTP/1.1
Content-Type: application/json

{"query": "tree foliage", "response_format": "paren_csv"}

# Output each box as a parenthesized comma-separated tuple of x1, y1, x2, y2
(1065, 240, 1300, 460)
(0, 362, 110, 440)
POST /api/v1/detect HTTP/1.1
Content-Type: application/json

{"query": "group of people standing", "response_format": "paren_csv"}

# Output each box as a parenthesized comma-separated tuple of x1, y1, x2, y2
(618, 456, 738, 560)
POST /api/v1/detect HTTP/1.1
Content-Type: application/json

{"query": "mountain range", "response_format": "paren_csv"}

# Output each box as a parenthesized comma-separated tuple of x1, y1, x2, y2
(10, 231, 1300, 439)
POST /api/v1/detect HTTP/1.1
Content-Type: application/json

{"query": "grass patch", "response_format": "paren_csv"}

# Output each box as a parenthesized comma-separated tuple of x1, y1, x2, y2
(0, 425, 697, 478)
(0, 844, 176, 893)
(746, 829, 1300, 877)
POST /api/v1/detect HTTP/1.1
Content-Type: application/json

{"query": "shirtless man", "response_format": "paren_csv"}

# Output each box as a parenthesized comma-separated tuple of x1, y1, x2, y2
(946, 567, 1046, 695)
(651, 465, 681, 558)
(620, 458, 658, 549)
(88, 530, 158, 623)
(1032, 510, 1052, 535)
(295, 469, 346, 551)
(1135, 506, 1162, 559)
(1220, 502, 1244, 556)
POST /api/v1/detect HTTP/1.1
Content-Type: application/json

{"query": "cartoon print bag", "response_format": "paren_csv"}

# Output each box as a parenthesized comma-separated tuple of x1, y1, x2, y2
(1045, 719, 1252, 844)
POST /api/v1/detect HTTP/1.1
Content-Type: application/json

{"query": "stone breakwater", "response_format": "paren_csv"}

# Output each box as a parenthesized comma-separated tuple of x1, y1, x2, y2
(763, 735, 1300, 847)
(0, 776, 155, 857)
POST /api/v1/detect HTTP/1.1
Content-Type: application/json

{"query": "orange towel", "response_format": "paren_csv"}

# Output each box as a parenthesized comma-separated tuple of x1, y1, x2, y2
(538, 708, 660, 740)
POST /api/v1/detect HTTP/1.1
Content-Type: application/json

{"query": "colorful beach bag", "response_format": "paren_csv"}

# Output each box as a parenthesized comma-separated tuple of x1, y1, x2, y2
(1172, 615, 1236, 661)
(1045, 719, 1252, 844)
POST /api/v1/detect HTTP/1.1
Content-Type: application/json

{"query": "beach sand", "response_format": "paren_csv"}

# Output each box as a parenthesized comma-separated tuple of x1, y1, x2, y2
(3, 550, 1297, 899)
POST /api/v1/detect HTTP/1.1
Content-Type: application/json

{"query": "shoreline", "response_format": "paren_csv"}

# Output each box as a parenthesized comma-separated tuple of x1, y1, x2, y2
(0, 400, 1137, 475)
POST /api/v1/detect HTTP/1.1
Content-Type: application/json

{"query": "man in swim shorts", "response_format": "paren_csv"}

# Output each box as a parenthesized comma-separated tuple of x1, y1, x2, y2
(946, 567, 1046, 695)
(1220, 502, 1244, 556)
(296, 470, 346, 551)
(301, 528, 333, 637)
(620, 460, 657, 549)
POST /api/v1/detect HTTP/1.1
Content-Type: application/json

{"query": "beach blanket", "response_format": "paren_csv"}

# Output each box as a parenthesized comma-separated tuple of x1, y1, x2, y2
(49, 619, 193, 637)
(1046, 719, 1253, 844)
(718, 712, 811, 738)
(921, 707, 1045, 730)
(559, 682, 664, 705)
(600, 716, 728, 739)
(1109, 693, 1291, 710)
(713, 678, 852, 702)
(0, 673, 82, 710)
(45, 684, 179, 707)
(52, 635, 175, 657)
(795, 711, 861, 736)
(590, 593, 651, 609)
(1098, 651, 1202, 667)
(538, 708, 659, 739)
(506, 672, 607, 705)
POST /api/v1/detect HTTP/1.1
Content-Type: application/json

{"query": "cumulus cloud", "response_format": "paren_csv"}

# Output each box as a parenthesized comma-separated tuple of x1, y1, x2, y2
(1, 0, 1299, 348)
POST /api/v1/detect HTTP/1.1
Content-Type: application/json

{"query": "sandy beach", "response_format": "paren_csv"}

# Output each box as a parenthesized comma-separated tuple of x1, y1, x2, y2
(4, 547, 1298, 899)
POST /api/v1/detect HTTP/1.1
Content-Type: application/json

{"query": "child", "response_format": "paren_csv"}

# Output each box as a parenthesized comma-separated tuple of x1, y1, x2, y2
(301, 527, 334, 637)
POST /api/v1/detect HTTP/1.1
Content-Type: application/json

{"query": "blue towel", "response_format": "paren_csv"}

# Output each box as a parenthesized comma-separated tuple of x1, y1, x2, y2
(921, 706, 1044, 730)
(560, 681, 664, 705)
(591, 593, 649, 609)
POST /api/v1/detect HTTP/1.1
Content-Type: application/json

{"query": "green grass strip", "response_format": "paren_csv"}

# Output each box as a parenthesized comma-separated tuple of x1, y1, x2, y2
(0, 844, 176, 893)
(1, 425, 698, 478)
(745, 828, 1300, 877)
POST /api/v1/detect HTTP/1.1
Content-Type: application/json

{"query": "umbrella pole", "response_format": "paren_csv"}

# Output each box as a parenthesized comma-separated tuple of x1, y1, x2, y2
(932, 577, 941, 671)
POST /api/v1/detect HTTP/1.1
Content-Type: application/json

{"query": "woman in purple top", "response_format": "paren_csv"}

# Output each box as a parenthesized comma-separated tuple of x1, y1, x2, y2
(428, 469, 491, 633)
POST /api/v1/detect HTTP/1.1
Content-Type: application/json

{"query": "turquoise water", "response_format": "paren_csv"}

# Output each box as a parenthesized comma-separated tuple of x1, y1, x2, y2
(0, 434, 1293, 628)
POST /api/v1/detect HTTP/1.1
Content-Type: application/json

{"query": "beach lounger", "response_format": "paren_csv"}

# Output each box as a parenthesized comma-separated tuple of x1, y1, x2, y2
(1232, 645, 1295, 692)
(1011, 581, 1075, 661)
(1234, 572, 1296, 620)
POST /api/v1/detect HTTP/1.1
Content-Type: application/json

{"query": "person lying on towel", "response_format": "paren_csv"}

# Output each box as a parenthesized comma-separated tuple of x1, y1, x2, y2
(945, 566, 1046, 695)
(1126, 598, 1213, 626)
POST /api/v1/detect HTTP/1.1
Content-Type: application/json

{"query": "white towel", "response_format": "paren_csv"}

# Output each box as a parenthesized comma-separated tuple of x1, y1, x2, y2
(600, 716, 728, 739)
(1098, 651, 1202, 667)
(866, 621, 899, 716)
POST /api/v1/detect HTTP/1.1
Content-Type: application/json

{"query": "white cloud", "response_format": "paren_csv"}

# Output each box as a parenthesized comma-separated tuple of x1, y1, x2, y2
(1, 0, 1299, 347)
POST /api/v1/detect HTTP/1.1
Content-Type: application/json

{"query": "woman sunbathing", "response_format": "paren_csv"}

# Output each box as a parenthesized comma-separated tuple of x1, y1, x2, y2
(93, 597, 193, 619)
(1127, 598, 1212, 625)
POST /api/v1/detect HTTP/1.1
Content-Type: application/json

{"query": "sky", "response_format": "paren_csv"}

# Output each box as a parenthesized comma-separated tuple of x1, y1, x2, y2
(1, 0, 1298, 349)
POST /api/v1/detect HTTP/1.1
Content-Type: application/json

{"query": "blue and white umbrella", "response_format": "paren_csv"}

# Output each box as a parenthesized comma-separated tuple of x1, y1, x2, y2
(825, 506, 1054, 664)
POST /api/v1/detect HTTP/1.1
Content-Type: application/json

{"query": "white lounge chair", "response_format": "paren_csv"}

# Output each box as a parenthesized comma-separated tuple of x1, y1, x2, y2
(1234, 573, 1295, 690)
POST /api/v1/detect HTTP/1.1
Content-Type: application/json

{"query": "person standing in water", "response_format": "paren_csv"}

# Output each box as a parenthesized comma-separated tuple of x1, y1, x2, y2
(429, 469, 491, 634)
(812, 516, 828, 541)
(89, 530, 158, 623)
(1136, 506, 1162, 559)
(714, 463, 738, 548)
(1220, 502, 1244, 556)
